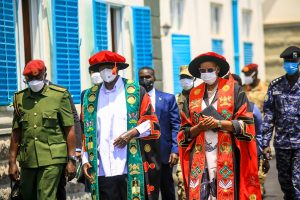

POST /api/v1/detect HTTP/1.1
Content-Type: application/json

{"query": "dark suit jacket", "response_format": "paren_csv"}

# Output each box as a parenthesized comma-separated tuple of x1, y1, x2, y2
(154, 89, 180, 164)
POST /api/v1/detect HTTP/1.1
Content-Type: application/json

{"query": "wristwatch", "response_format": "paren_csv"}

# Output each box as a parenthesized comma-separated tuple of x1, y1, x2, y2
(68, 155, 78, 163)
(217, 120, 222, 129)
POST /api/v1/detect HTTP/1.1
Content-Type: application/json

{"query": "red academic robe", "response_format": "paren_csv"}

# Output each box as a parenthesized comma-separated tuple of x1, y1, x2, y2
(178, 77, 261, 200)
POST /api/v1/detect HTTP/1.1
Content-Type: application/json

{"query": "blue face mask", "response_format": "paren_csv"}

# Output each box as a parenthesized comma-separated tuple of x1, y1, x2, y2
(284, 62, 299, 75)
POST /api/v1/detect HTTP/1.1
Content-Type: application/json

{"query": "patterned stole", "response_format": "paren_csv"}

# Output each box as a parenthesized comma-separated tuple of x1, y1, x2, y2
(188, 78, 235, 200)
(83, 84, 100, 200)
(124, 79, 145, 200)
(83, 79, 145, 200)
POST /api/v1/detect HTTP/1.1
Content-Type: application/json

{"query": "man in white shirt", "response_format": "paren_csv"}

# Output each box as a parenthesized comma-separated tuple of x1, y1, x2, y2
(139, 67, 181, 200)
(81, 51, 161, 200)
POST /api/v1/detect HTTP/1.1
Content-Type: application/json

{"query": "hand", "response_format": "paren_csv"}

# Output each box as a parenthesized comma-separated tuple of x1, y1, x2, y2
(262, 159, 270, 174)
(195, 116, 218, 131)
(82, 162, 92, 181)
(9, 162, 20, 181)
(168, 153, 179, 167)
(202, 116, 218, 130)
(65, 160, 76, 181)
(113, 129, 137, 148)
(263, 147, 272, 160)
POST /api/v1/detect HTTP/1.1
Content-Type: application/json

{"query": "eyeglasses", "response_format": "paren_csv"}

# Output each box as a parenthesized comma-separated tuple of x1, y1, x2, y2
(199, 68, 215, 73)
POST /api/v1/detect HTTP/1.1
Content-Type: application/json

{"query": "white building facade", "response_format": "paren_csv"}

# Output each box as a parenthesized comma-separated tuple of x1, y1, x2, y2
(160, 0, 266, 94)
(1, 0, 154, 106)
(0, 0, 265, 105)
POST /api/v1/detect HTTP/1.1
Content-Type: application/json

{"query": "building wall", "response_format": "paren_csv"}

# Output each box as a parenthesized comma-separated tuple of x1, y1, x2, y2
(160, 0, 265, 94)
(144, 0, 163, 90)
(5, 0, 154, 97)
(263, 0, 300, 25)
(263, 0, 300, 82)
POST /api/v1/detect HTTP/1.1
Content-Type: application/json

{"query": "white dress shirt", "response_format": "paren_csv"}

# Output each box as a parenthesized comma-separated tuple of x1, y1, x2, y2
(148, 88, 156, 111)
(82, 77, 151, 177)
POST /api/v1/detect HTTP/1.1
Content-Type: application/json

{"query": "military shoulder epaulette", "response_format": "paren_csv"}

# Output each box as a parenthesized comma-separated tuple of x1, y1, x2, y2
(14, 88, 28, 96)
(270, 76, 284, 86)
(49, 85, 67, 92)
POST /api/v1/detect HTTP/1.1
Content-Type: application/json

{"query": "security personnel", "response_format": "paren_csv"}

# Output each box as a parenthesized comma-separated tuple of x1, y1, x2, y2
(242, 63, 268, 112)
(8, 60, 77, 200)
(262, 46, 300, 200)
(175, 65, 195, 200)
(176, 65, 195, 112)
(241, 63, 268, 195)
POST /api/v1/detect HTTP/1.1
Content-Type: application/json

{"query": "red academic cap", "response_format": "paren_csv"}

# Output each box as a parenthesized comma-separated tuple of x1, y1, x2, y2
(23, 60, 46, 77)
(89, 50, 129, 73)
(242, 63, 258, 73)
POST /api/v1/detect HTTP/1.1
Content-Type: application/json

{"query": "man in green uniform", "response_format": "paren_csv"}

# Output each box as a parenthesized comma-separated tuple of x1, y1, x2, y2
(8, 60, 77, 200)
(175, 65, 195, 200)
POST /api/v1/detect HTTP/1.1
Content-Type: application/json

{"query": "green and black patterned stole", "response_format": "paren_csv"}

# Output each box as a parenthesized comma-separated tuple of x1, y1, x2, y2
(124, 79, 145, 200)
(83, 79, 145, 200)
(83, 85, 100, 200)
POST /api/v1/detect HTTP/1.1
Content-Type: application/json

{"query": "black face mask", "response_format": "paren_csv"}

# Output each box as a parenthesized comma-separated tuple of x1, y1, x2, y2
(139, 78, 154, 92)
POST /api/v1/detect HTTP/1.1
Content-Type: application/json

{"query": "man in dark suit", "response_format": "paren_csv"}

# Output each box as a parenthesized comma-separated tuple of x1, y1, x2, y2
(139, 67, 180, 200)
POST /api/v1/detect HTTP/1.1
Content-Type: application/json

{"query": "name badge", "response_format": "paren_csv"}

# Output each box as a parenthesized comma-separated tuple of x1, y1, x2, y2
(273, 91, 282, 95)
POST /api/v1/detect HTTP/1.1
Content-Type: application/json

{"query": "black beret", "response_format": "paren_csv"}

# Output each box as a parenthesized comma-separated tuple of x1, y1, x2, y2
(280, 46, 300, 60)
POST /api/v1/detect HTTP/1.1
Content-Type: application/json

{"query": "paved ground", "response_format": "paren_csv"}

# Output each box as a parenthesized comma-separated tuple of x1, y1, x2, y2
(66, 158, 284, 200)
(263, 158, 284, 200)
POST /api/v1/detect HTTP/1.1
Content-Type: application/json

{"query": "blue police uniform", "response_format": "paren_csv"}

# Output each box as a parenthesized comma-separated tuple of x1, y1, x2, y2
(262, 46, 300, 200)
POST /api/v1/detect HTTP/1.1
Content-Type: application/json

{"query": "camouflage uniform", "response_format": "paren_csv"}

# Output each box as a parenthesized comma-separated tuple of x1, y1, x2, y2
(263, 75, 300, 199)
(244, 81, 268, 112)
(175, 93, 187, 200)
(175, 65, 193, 200)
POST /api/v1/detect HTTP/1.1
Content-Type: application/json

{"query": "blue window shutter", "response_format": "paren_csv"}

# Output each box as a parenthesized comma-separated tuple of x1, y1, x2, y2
(244, 42, 253, 65)
(132, 6, 153, 80)
(93, 0, 108, 52)
(0, 0, 17, 106)
(52, 0, 80, 104)
(172, 34, 191, 95)
(212, 39, 224, 55)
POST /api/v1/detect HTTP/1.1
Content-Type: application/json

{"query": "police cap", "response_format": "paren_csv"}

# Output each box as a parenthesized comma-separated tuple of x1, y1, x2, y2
(280, 46, 300, 61)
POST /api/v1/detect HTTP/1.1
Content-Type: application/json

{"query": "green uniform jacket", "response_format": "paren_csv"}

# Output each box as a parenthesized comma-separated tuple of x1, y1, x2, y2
(12, 85, 74, 168)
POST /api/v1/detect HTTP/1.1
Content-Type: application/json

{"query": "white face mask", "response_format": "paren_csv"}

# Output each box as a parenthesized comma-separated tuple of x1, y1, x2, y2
(100, 68, 117, 83)
(201, 72, 217, 85)
(244, 72, 255, 85)
(180, 78, 194, 91)
(91, 72, 102, 85)
(28, 80, 45, 92)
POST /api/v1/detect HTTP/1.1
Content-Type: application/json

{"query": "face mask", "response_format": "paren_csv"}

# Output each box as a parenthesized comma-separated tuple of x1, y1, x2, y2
(139, 78, 154, 92)
(180, 78, 194, 91)
(284, 62, 299, 75)
(28, 80, 45, 92)
(244, 71, 256, 85)
(201, 72, 217, 85)
(100, 68, 117, 83)
(91, 72, 102, 85)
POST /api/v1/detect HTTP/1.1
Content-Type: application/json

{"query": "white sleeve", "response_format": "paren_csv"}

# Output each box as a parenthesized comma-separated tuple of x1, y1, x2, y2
(81, 152, 89, 165)
(136, 120, 151, 138)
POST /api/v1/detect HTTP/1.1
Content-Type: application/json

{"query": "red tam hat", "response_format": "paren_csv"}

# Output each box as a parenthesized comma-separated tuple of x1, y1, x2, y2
(89, 50, 129, 73)
(23, 60, 46, 77)
(188, 52, 230, 78)
(242, 63, 258, 73)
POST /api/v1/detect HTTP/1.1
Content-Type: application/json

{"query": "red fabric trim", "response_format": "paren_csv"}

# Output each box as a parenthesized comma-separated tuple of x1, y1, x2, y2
(138, 92, 160, 140)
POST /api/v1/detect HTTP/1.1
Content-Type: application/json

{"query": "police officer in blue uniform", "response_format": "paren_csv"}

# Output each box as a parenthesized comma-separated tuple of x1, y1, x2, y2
(262, 46, 300, 200)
